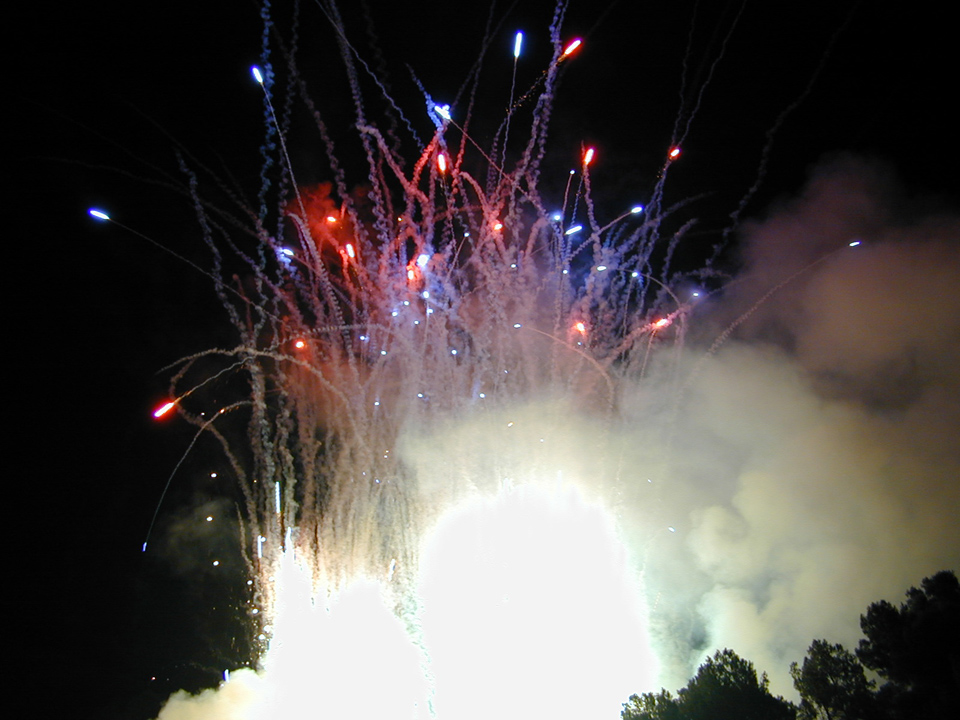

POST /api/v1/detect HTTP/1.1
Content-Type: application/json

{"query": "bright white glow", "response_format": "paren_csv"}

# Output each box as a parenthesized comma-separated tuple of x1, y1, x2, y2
(597, 265, 607, 272)
(218, 558, 432, 719)
(417, 253, 430, 267)
(631, 205, 644, 214)
(562, 38, 582, 57)
(88, 208, 110, 221)
(419, 485, 656, 719)
(275, 481, 281, 514)
(514, 32, 523, 58)
(280, 247, 295, 257)
(565, 225, 582, 236)
(252, 66, 264, 84)
(153, 401, 176, 418)
(434, 104, 451, 120)
(849, 240, 861, 247)
(513, 323, 522, 328)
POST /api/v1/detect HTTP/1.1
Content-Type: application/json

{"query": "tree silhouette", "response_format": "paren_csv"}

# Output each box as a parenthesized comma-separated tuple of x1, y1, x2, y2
(856, 570, 960, 720)
(622, 689, 683, 720)
(622, 649, 796, 720)
(790, 640, 876, 720)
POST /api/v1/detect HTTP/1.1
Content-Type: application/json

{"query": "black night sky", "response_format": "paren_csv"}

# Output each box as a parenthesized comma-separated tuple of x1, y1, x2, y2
(13, 1, 958, 717)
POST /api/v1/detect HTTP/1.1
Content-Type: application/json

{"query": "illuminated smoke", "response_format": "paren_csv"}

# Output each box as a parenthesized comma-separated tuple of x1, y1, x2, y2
(142, 3, 960, 717)
(151, 4, 682, 717)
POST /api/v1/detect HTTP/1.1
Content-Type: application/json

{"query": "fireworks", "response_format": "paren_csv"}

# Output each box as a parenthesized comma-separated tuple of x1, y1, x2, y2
(131, 2, 715, 717)
(162, 10, 691, 585)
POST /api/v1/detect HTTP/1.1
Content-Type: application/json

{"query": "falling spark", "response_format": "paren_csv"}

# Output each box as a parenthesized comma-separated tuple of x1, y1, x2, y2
(153, 401, 176, 418)
(562, 38, 582, 58)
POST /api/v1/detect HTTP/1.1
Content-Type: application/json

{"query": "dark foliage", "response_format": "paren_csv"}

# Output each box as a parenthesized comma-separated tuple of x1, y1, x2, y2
(623, 649, 796, 720)
(790, 640, 876, 720)
(857, 570, 960, 720)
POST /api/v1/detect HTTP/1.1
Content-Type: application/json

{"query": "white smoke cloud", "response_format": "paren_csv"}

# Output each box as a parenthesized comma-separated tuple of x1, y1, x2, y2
(149, 155, 958, 715)
(639, 155, 960, 695)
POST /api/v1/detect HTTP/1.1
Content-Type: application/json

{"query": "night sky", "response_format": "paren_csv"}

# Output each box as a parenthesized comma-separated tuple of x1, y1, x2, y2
(14, 1, 958, 717)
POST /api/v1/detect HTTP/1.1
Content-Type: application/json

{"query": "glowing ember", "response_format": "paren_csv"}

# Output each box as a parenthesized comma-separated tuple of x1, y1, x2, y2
(152, 401, 175, 418)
